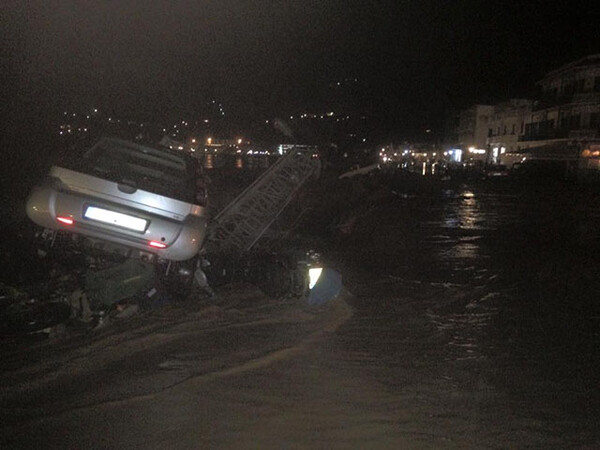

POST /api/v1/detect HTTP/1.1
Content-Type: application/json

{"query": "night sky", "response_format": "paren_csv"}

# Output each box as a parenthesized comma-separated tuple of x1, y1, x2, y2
(2, 0, 597, 142)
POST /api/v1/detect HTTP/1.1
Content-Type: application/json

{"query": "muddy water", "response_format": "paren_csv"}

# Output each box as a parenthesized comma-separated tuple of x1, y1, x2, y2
(330, 179, 599, 447)
(2, 178, 599, 448)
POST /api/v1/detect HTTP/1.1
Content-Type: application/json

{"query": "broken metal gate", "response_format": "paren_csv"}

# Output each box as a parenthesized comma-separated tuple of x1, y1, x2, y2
(205, 147, 320, 254)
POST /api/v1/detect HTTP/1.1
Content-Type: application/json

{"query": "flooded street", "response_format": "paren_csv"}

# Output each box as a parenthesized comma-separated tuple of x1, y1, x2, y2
(2, 176, 599, 448)
(4, 0, 599, 446)
(330, 178, 600, 447)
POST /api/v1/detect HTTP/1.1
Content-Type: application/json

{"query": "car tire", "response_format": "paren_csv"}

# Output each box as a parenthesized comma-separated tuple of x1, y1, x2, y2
(161, 257, 198, 299)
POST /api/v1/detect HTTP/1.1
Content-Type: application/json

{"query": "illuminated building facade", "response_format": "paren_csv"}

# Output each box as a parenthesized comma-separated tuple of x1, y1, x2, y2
(519, 54, 600, 162)
(446, 54, 600, 170)
(486, 99, 533, 166)
(444, 105, 494, 163)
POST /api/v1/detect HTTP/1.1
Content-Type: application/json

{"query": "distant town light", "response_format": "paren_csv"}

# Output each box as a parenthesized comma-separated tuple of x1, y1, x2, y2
(469, 147, 486, 154)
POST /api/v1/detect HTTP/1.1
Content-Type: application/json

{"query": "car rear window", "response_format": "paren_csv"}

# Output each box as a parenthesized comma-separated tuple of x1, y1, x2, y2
(74, 138, 195, 202)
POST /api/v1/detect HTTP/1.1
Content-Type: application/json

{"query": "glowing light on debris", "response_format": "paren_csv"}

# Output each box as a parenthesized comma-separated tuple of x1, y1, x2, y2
(309, 267, 323, 289)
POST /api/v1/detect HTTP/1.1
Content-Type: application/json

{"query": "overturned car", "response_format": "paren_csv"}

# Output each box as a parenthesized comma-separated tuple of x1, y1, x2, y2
(26, 137, 208, 286)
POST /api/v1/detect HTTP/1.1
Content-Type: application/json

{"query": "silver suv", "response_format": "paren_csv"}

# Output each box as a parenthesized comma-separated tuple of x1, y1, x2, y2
(26, 137, 208, 264)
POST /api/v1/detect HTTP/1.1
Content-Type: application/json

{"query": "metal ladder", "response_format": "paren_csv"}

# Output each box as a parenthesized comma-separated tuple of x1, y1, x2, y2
(204, 147, 320, 254)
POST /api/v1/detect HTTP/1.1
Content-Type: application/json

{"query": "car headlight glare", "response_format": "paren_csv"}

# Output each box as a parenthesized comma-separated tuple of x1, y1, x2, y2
(308, 267, 323, 289)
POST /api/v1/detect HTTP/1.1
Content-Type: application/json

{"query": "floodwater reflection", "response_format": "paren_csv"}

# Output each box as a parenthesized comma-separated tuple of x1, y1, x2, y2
(334, 180, 599, 447)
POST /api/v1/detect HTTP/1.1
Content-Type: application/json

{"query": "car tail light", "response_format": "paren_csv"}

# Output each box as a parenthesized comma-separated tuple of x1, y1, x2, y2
(57, 216, 74, 225)
(148, 240, 167, 249)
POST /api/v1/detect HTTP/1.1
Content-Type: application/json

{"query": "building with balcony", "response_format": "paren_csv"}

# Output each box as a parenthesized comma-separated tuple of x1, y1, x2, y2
(519, 54, 600, 159)
(445, 54, 600, 172)
(486, 99, 533, 165)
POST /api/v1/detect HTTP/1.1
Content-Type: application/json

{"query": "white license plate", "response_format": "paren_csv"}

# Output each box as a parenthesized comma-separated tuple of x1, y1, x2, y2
(84, 206, 148, 232)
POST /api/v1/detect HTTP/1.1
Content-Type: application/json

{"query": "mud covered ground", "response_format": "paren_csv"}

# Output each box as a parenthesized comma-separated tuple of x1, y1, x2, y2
(1, 168, 599, 448)
(0, 283, 352, 447)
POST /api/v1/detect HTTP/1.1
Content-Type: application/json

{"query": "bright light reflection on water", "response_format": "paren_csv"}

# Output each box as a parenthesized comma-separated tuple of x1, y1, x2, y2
(334, 180, 599, 447)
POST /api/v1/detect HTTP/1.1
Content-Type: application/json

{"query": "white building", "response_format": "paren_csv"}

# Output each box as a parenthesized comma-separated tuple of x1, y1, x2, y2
(446, 55, 600, 171)
(445, 104, 494, 163)
(486, 99, 533, 166)
(519, 54, 600, 162)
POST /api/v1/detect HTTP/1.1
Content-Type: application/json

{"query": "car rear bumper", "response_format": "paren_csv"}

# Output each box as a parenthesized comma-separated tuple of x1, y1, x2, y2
(26, 185, 207, 261)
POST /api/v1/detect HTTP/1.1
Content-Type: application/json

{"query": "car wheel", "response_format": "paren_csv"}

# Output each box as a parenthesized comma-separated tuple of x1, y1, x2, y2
(162, 257, 198, 299)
